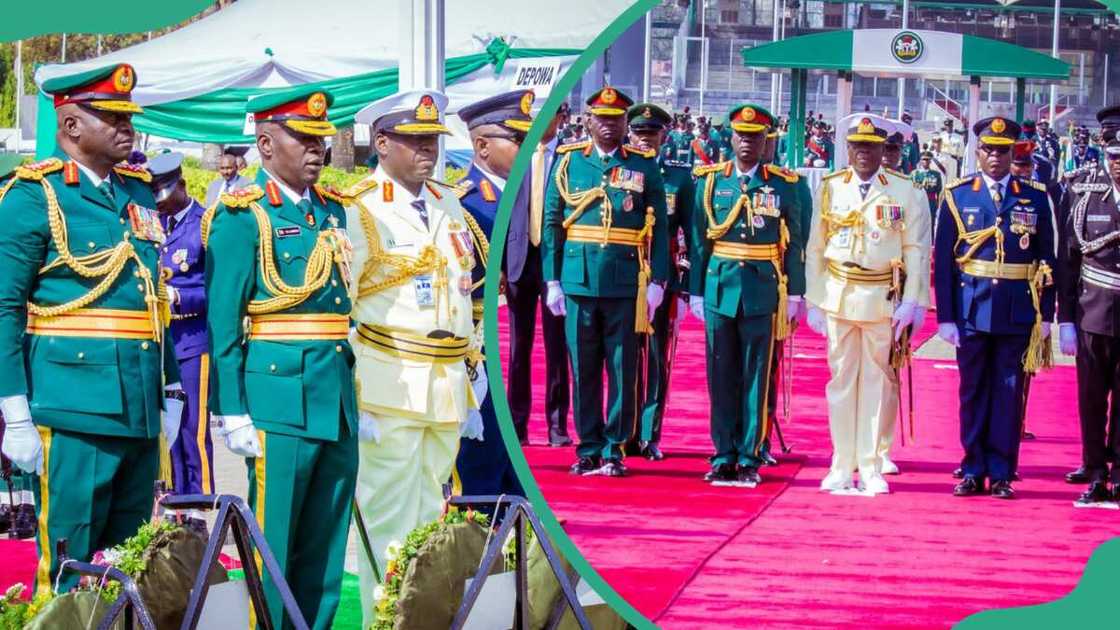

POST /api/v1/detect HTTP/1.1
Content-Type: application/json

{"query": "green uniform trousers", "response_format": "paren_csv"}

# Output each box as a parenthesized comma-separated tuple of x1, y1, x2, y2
(637, 291, 679, 445)
(705, 309, 776, 468)
(33, 427, 157, 595)
(566, 295, 639, 461)
(760, 338, 787, 458)
(246, 423, 357, 630)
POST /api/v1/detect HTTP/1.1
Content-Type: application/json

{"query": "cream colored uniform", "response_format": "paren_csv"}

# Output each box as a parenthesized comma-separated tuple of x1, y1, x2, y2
(345, 166, 480, 627)
(806, 167, 930, 478)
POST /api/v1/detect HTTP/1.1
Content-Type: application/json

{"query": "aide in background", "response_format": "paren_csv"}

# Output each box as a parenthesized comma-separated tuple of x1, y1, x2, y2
(204, 149, 252, 207)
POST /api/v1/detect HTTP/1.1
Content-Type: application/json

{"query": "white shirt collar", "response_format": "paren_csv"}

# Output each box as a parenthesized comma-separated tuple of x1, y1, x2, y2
(72, 158, 108, 188)
(173, 200, 193, 224)
(735, 163, 759, 180)
(474, 162, 506, 192)
(981, 172, 1011, 191)
(594, 142, 617, 160)
(262, 168, 310, 204)
(854, 167, 882, 185)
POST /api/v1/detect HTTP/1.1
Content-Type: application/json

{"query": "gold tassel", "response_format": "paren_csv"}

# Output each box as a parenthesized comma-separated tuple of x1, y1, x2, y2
(1023, 262, 1054, 374)
(634, 207, 656, 334)
(158, 433, 173, 490)
(773, 220, 791, 340)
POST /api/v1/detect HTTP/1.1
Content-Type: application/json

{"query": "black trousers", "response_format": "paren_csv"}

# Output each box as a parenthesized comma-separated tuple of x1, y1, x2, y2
(1076, 329, 1120, 482)
(957, 329, 1029, 482)
(505, 245, 570, 442)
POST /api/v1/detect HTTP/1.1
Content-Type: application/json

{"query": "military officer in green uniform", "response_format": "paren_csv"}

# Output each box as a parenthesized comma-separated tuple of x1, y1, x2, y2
(626, 102, 695, 461)
(203, 86, 357, 629)
(912, 150, 944, 226)
(542, 86, 670, 477)
(0, 63, 182, 593)
(688, 104, 805, 487)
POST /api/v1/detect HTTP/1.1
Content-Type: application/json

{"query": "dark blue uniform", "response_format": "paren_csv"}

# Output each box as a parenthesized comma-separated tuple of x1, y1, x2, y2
(934, 173, 1056, 485)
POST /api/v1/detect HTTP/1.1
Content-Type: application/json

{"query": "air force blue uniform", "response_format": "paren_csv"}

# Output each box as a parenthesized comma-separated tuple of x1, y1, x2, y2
(934, 168, 1056, 485)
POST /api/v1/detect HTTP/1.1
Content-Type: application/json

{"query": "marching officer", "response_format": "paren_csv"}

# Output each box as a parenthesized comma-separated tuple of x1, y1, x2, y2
(0, 63, 181, 593)
(626, 102, 695, 461)
(149, 152, 214, 499)
(934, 116, 1056, 500)
(806, 114, 930, 495)
(689, 104, 805, 487)
(542, 86, 670, 478)
(344, 90, 483, 628)
(453, 90, 532, 503)
(204, 86, 357, 628)
(1057, 105, 1120, 504)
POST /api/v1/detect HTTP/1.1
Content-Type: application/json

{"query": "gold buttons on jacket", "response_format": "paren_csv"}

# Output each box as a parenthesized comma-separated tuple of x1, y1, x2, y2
(335, 345, 343, 353)
(283, 252, 291, 260)
(141, 342, 150, 350)
(87, 241, 96, 249)
(334, 297, 342, 305)
(270, 364, 277, 372)
(77, 352, 85, 360)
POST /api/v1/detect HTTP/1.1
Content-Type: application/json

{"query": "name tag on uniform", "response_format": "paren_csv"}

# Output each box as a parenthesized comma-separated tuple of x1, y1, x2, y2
(128, 203, 165, 243)
(609, 167, 645, 193)
(276, 226, 301, 238)
(1087, 214, 1112, 222)
(715, 189, 733, 198)
(833, 227, 852, 248)
(414, 274, 435, 307)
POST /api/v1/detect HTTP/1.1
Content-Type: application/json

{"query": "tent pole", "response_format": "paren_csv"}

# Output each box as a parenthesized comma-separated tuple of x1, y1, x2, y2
(966, 75, 981, 174)
(788, 68, 806, 168)
(60, 33, 66, 63)
(1103, 53, 1109, 109)
(14, 40, 21, 154)
(770, 0, 780, 113)
(1015, 78, 1026, 123)
(1049, 0, 1060, 124)
(642, 12, 652, 102)
(897, 0, 909, 118)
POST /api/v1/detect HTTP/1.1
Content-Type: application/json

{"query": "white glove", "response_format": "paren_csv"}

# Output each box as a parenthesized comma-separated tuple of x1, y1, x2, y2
(806, 306, 827, 336)
(461, 409, 485, 441)
(545, 281, 566, 316)
(216, 414, 262, 458)
(0, 395, 42, 474)
(938, 322, 961, 348)
(891, 301, 918, 342)
(1059, 323, 1077, 356)
(358, 410, 381, 443)
(645, 283, 665, 322)
(1041, 322, 1052, 340)
(162, 382, 184, 447)
(689, 295, 705, 321)
(166, 286, 180, 306)
(470, 362, 489, 404)
(674, 296, 688, 334)
(786, 296, 803, 322)
(912, 305, 928, 333)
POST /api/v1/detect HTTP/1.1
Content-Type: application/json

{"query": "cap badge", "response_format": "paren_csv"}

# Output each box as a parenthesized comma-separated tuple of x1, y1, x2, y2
(643, 107, 652, 119)
(112, 65, 135, 93)
(742, 107, 756, 122)
(991, 118, 1006, 134)
(416, 95, 439, 122)
(601, 88, 617, 105)
(858, 118, 875, 134)
(307, 92, 327, 117)
(519, 91, 534, 116)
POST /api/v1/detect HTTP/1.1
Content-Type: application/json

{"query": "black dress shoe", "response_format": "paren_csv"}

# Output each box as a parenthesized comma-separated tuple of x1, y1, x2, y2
(1022, 431, 1036, 440)
(1012, 471, 1022, 481)
(0, 504, 10, 534)
(705, 463, 738, 486)
(1066, 466, 1090, 484)
(952, 467, 964, 479)
(990, 480, 1015, 499)
(12, 504, 36, 539)
(736, 465, 762, 487)
(953, 476, 985, 497)
(760, 452, 779, 466)
(569, 457, 601, 475)
(595, 459, 626, 477)
(640, 442, 664, 461)
(1077, 481, 1112, 505)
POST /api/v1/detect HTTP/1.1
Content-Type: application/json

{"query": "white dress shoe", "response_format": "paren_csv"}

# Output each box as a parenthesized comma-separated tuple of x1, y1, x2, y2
(881, 456, 900, 475)
(820, 469, 854, 492)
(860, 472, 890, 495)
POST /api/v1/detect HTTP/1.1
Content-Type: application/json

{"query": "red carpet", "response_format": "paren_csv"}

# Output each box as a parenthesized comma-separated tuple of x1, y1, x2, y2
(0, 539, 39, 594)
(502, 308, 1120, 628)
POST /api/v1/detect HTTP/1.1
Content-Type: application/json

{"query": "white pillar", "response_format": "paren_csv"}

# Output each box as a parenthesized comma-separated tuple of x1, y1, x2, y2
(700, 1, 707, 118)
(966, 79, 981, 173)
(896, 0, 909, 118)
(642, 12, 652, 101)
(1104, 53, 1110, 108)
(398, 0, 445, 91)
(1049, 0, 1060, 123)
(60, 33, 66, 63)
(770, 0, 780, 113)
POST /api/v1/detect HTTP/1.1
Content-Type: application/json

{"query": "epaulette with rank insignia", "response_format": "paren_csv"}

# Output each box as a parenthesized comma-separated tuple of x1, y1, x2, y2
(113, 162, 152, 183)
(692, 161, 728, 178)
(344, 175, 379, 199)
(14, 157, 63, 181)
(556, 140, 592, 155)
(425, 178, 460, 201)
(621, 144, 656, 159)
(452, 179, 474, 200)
(313, 183, 346, 204)
(883, 167, 908, 180)
(821, 168, 849, 181)
(947, 176, 974, 189)
(764, 164, 798, 183)
(219, 185, 265, 209)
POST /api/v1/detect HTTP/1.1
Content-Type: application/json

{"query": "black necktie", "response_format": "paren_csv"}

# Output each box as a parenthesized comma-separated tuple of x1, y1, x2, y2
(859, 182, 871, 200)
(98, 181, 115, 206)
(167, 216, 178, 234)
(411, 199, 429, 228)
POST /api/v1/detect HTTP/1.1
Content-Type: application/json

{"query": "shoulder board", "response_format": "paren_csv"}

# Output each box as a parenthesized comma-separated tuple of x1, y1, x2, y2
(692, 161, 727, 178)
(764, 164, 798, 183)
(821, 168, 848, 181)
(883, 168, 908, 179)
(947, 176, 974, 189)
(452, 179, 474, 199)
(313, 183, 346, 204)
(14, 157, 63, 180)
(425, 179, 460, 201)
(1022, 179, 1047, 192)
(622, 144, 656, 159)
(219, 184, 265, 209)
(556, 140, 592, 154)
(1072, 182, 1110, 194)
(343, 174, 379, 199)
(113, 163, 152, 183)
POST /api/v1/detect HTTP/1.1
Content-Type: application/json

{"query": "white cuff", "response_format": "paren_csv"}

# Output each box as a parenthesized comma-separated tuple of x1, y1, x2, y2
(0, 395, 31, 423)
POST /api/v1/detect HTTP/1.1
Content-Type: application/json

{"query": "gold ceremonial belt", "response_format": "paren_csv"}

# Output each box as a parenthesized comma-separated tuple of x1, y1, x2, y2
(827, 262, 893, 285)
(249, 313, 350, 340)
(566, 225, 645, 246)
(355, 323, 468, 364)
(27, 308, 154, 340)
(712, 242, 780, 262)
(959, 260, 1033, 281)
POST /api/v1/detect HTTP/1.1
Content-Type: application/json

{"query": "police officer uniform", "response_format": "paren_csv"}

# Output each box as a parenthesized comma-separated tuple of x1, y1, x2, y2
(541, 87, 670, 477)
(807, 115, 931, 494)
(934, 116, 1056, 500)
(626, 103, 695, 461)
(344, 90, 482, 629)
(1057, 105, 1120, 504)
(0, 64, 181, 593)
(149, 152, 215, 496)
(452, 90, 532, 504)
(204, 86, 357, 628)
(691, 104, 805, 486)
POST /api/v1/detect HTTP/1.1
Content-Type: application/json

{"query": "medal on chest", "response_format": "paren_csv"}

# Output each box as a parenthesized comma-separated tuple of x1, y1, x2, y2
(127, 203, 166, 243)
(874, 202, 903, 230)
(1009, 209, 1038, 249)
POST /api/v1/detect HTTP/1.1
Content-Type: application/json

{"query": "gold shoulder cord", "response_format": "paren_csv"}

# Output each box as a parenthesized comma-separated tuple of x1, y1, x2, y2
(351, 197, 447, 305)
(702, 172, 752, 240)
(817, 180, 867, 254)
(0, 174, 167, 341)
(943, 191, 1005, 271)
(554, 152, 612, 239)
(245, 201, 347, 314)
(461, 211, 489, 291)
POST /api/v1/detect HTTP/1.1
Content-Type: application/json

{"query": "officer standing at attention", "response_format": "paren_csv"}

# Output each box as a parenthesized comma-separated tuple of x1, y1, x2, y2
(912, 151, 944, 223)
(453, 89, 534, 502)
(805, 114, 930, 495)
(149, 152, 214, 499)
(0, 63, 182, 593)
(689, 104, 805, 487)
(1057, 105, 1120, 505)
(934, 116, 1056, 501)
(344, 90, 483, 628)
(204, 86, 357, 628)
(626, 102, 695, 462)
(542, 86, 670, 478)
